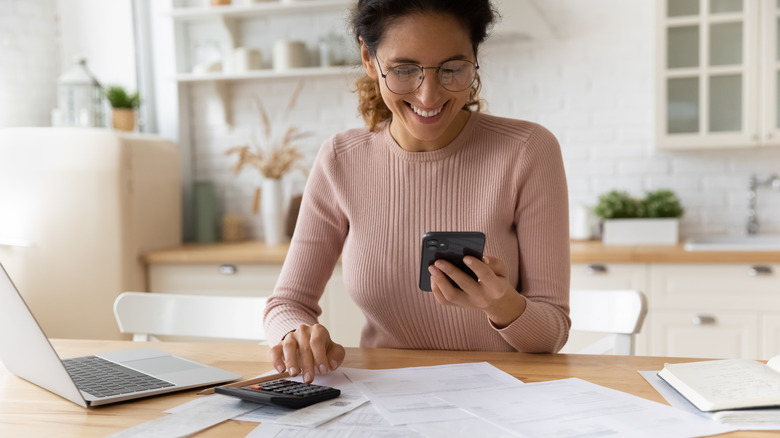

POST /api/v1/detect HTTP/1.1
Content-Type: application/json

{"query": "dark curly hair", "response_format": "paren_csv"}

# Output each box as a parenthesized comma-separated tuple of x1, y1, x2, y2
(350, 0, 498, 130)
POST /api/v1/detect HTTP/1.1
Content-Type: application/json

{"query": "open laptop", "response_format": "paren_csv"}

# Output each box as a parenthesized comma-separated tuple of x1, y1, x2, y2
(0, 262, 241, 407)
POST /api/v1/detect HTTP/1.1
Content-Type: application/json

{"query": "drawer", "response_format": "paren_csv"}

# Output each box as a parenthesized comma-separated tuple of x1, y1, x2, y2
(147, 263, 283, 296)
(570, 263, 648, 291)
(650, 264, 780, 311)
(650, 310, 759, 359)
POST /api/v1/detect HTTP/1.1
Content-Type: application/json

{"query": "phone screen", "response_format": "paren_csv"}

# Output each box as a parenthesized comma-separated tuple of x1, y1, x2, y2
(419, 231, 486, 291)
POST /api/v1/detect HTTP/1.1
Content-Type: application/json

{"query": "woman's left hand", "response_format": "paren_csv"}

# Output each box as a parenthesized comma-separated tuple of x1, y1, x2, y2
(428, 254, 527, 328)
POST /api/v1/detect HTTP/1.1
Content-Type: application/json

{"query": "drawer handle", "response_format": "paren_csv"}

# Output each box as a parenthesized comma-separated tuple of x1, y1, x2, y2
(747, 266, 772, 276)
(692, 314, 716, 325)
(585, 264, 608, 275)
(218, 264, 238, 275)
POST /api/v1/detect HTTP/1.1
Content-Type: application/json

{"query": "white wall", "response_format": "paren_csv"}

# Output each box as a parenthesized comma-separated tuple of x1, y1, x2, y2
(0, 0, 58, 127)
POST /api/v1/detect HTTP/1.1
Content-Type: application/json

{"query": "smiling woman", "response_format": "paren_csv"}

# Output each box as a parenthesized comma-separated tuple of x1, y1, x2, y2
(263, 0, 571, 385)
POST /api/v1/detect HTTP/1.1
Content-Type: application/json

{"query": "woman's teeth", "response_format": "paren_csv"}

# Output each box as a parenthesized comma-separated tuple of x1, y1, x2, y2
(410, 104, 442, 118)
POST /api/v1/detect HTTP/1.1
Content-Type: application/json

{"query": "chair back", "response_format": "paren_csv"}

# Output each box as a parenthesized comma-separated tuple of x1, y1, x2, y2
(567, 289, 648, 355)
(113, 292, 267, 343)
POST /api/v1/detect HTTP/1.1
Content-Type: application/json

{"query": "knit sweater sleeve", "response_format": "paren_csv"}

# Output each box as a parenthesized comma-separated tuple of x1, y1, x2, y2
(493, 123, 571, 352)
(263, 138, 349, 345)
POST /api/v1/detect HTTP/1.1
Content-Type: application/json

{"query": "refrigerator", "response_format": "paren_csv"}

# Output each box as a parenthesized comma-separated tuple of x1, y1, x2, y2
(0, 128, 182, 340)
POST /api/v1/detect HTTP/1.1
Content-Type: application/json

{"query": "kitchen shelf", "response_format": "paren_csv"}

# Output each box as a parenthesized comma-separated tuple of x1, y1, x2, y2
(166, 0, 354, 21)
(175, 65, 360, 83)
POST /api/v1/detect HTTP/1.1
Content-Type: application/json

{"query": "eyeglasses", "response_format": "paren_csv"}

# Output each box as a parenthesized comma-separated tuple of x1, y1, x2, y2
(374, 54, 479, 95)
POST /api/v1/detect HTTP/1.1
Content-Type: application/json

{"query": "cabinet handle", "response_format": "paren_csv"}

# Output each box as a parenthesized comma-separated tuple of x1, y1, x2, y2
(747, 266, 772, 276)
(692, 314, 716, 325)
(218, 264, 238, 275)
(585, 264, 608, 275)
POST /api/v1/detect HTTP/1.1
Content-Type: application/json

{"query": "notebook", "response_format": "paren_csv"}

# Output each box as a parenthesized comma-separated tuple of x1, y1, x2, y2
(0, 262, 241, 407)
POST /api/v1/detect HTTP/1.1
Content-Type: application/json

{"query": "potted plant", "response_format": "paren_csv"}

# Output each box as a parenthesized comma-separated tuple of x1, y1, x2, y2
(104, 85, 140, 132)
(594, 189, 684, 245)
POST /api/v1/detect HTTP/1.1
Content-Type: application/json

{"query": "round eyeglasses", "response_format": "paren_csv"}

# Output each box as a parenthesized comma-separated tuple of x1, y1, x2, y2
(374, 54, 479, 95)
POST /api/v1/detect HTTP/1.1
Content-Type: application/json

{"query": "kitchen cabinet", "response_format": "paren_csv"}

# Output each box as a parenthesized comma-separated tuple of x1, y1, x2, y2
(655, 0, 780, 149)
(570, 260, 780, 359)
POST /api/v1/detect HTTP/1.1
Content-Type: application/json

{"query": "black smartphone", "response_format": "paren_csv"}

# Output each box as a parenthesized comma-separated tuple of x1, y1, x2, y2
(419, 231, 486, 291)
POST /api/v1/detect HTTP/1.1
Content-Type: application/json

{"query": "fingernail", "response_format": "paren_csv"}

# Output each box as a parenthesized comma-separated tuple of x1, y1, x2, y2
(428, 266, 436, 274)
(276, 365, 285, 373)
(289, 367, 299, 376)
(319, 364, 327, 374)
(304, 372, 312, 383)
(330, 360, 338, 370)
(464, 256, 473, 265)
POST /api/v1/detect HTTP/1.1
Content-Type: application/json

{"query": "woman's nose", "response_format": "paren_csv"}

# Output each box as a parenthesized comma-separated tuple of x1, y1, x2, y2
(415, 69, 442, 105)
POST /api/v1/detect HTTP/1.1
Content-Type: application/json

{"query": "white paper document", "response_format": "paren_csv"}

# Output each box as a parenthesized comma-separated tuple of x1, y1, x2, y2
(108, 394, 260, 438)
(437, 378, 736, 438)
(342, 362, 523, 425)
(640, 370, 780, 431)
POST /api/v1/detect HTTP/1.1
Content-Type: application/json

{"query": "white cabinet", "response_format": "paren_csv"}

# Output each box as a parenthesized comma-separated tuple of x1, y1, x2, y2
(570, 261, 780, 359)
(655, 0, 780, 149)
(147, 262, 363, 347)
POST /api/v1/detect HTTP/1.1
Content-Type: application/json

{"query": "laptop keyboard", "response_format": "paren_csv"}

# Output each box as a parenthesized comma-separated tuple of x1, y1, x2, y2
(62, 355, 174, 398)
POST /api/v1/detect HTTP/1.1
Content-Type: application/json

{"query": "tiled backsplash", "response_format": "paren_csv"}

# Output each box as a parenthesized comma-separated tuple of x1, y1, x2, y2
(4, 0, 780, 240)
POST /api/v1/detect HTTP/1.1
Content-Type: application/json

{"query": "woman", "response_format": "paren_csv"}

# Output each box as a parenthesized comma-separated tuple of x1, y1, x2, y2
(264, 0, 570, 383)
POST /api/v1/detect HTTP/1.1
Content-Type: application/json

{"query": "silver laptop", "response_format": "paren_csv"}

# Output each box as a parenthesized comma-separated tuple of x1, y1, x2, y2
(0, 263, 241, 407)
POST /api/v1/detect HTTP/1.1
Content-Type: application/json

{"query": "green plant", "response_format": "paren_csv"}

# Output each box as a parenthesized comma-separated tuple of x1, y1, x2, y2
(641, 189, 684, 218)
(104, 86, 140, 109)
(593, 190, 640, 219)
(594, 189, 684, 219)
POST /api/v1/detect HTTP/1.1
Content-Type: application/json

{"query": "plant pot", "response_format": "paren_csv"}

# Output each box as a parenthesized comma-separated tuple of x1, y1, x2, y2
(602, 218, 679, 245)
(112, 108, 135, 132)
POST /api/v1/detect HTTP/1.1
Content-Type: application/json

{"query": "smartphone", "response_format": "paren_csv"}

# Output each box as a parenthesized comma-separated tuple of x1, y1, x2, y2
(419, 231, 486, 292)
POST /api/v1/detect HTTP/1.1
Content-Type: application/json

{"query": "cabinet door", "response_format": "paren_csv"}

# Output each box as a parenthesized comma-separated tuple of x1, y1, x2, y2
(148, 263, 282, 295)
(761, 313, 780, 359)
(763, 0, 780, 145)
(320, 266, 364, 348)
(650, 311, 759, 359)
(656, 0, 760, 149)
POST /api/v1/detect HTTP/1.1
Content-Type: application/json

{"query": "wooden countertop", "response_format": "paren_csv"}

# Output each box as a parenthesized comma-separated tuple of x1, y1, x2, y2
(142, 240, 780, 265)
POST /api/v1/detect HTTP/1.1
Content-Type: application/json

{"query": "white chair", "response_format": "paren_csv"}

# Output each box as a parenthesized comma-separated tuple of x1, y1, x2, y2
(113, 292, 268, 343)
(566, 289, 648, 356)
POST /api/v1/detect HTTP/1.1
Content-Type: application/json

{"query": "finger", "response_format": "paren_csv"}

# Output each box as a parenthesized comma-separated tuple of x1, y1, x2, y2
(269, 344, 287, 374)
(428, 267, 451, 306)
(482, 254, 508, 277)
(463, 256, 499, 288)
(430, 263, 468, 305)
(326, 342, 346, 371)
(281, 334, 301, 377)
(433, 259, 479, 292)
(309, 324, 333, 376)
(294, 328, 317, 384)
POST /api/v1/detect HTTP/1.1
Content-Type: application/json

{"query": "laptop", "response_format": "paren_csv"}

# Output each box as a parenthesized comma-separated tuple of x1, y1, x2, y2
(0, 262, 241, 407)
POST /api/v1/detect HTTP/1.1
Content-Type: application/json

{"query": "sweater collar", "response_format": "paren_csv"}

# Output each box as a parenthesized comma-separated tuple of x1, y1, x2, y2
(381, 111, 481, 162)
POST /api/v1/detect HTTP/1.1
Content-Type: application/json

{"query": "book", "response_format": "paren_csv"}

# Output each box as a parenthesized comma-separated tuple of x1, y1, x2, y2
(657, 355, 780, 412)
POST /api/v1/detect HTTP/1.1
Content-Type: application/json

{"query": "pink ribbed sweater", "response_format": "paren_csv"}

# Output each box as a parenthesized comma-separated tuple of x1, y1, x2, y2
(263, 111, 571, 352)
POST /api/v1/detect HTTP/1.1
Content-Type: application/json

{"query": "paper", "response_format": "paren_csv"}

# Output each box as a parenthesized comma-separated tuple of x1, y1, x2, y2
(342, 362, 523, 425)
(107, 394, 261, 438)
(437, 378, 736, 438)
(640, 370, 780, 430)
(247, 404, 425, 437)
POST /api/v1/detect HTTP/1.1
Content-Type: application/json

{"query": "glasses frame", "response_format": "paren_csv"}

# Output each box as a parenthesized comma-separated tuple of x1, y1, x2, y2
(373, 53, 479, 95)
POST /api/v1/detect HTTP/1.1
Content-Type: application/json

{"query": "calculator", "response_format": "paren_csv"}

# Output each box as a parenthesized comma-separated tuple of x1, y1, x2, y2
(214, 378, 341, 409)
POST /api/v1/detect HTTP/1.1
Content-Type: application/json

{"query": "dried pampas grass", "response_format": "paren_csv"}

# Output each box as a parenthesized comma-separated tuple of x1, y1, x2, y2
(226, 81, 311, 180)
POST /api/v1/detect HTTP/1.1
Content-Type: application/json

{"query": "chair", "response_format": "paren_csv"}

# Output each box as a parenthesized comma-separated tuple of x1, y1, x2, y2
(113, 292, 268, 343)
(566, 289, 648, 355)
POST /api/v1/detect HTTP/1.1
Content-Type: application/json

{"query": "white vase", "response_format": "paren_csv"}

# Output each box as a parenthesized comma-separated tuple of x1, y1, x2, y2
(261, 178, 286, 245)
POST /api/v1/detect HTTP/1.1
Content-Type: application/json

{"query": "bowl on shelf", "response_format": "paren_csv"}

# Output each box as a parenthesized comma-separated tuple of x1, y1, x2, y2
(684, 234, 780, 251)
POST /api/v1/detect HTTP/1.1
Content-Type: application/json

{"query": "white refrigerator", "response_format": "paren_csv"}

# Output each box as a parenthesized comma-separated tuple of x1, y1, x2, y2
(0, 128, 182, 340)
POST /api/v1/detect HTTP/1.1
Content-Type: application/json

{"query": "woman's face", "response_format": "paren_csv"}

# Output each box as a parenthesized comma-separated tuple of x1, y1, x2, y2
(361, 13, 475, 152)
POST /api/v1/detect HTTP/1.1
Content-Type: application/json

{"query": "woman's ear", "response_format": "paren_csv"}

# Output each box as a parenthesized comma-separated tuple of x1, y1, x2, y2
(360, 38, 379, 79)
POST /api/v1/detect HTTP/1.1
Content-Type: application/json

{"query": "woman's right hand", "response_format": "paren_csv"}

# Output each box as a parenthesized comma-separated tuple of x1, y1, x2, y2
(269, 323, 346, 384)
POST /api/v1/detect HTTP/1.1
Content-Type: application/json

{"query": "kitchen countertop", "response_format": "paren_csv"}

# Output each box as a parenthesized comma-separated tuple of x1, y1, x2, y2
(142, 240, 780, 264)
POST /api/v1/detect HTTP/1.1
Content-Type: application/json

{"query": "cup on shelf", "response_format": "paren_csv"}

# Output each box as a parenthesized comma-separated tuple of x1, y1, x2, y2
(273, 40, 308, 71)
(232, 47, 263, 72)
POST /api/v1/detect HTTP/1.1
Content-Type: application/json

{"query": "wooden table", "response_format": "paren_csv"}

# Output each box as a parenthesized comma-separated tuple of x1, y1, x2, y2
(0, 340, 774, 437)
